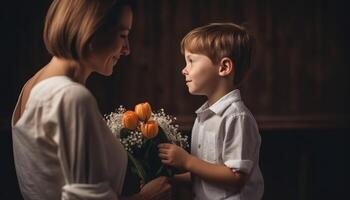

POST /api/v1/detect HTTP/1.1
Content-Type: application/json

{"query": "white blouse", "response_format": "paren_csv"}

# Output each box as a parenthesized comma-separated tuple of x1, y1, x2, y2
(11, 76, 127, 200)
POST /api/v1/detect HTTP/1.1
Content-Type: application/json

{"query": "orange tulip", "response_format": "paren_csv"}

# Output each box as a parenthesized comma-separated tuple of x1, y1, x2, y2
(141, 120, 159, 139)
(135, 102, 152, 121)
(122, 111, 139, 130)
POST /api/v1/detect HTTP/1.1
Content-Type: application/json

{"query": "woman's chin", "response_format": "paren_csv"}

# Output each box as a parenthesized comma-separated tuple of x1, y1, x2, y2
(107, 70, 114, 76)
(98, 69, 114, 76)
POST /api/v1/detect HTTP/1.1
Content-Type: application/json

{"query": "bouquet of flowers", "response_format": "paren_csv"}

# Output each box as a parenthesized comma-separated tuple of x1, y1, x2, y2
(105, 102, 189, 193)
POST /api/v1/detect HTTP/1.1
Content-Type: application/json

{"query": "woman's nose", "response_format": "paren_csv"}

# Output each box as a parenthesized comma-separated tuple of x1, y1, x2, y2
(121, 39, 130, 55)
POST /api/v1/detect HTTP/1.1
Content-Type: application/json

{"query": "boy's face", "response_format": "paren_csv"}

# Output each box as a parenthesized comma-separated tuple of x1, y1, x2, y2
(182, 50, 220, 96)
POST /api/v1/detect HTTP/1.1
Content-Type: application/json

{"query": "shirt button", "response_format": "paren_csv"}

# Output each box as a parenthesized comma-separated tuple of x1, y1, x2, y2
(198, 144, 201, 149)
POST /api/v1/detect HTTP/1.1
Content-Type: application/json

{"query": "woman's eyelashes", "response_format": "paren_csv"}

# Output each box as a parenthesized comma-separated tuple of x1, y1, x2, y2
(120, 34, 128, 39)
(120, 30, 130, 38)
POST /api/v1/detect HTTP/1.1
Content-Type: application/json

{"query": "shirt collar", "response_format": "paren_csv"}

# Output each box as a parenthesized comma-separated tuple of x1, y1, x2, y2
(196, 89, 242, 117)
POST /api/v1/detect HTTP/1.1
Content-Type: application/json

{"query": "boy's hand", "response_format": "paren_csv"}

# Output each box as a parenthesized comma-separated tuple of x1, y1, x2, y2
(158, 143, 191, 169)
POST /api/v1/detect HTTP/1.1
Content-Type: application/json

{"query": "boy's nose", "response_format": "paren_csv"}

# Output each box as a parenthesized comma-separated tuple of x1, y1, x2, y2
(182, 66, 188, 75)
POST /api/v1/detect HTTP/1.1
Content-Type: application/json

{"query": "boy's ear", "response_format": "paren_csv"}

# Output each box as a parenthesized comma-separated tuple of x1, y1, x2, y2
(218, 57, 234, 77)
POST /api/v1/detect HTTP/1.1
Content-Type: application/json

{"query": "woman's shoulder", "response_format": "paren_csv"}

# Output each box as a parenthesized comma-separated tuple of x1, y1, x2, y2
(31, 76, 96, 108)
(55, 81, 97, 111)
(59, 81, 94, 104)
(39, 78, 100, 122)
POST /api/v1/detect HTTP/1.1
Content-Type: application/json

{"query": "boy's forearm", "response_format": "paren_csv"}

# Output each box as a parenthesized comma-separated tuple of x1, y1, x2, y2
(185, 155, 246, 188)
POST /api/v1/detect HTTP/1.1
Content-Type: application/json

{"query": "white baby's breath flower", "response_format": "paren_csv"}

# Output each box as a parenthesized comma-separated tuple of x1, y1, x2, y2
(105, 105, 189, 153)
(105, 106, 144, 153)
(119, 130, 143, 154)
(152, 109, 189, 148)
(104, 106, 126, 138)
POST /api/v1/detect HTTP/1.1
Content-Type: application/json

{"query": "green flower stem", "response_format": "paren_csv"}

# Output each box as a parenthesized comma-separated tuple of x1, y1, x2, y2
(155, 164, 165, 177)
(127, 152, 148, 183)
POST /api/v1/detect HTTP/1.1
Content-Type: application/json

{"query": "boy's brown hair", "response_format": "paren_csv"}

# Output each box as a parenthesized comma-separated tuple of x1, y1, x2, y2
(181, 23, 255, 86)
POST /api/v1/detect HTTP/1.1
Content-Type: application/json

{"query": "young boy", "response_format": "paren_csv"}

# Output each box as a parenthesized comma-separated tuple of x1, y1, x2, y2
(158, 23, 264, 200)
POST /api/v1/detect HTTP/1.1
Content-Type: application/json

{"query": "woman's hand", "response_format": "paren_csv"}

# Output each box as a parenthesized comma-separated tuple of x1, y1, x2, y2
(138, 176, 172, 200)
(158, 143, 191, 169)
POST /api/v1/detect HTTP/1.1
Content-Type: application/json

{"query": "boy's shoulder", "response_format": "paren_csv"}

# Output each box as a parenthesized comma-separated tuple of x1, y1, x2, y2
(222, 101, 259, 133)
(224, 99, 248, 115)
(223, 100, 255, 121)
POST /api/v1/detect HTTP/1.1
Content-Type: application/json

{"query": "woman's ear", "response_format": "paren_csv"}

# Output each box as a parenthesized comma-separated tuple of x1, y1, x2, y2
(218, 57, 234, 77)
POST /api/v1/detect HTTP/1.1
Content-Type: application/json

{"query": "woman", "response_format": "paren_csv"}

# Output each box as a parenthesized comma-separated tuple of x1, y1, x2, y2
(11, 0, 171, 199)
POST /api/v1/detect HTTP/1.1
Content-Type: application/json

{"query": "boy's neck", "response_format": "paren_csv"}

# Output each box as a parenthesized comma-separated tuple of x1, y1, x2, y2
(207, 81, 235, 107)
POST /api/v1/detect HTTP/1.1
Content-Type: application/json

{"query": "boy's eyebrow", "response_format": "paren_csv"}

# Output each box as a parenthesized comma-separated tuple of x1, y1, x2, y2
(186, 53, 196, 58)
(187, 54, 200, 60)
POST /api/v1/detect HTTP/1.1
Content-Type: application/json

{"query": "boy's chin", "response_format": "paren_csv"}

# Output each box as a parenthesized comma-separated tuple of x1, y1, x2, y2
(187, 88, 195, 94)
(188, 89, 201, 95)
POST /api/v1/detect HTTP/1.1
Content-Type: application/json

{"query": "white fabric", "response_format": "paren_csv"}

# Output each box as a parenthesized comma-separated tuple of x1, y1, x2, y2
(62, 182, 116, 200)
(191, 89, 264, 200)
(11, 76, 127, 200)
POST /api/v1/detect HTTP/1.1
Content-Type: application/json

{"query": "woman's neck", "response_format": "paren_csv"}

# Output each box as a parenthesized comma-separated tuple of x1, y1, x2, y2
(47, 57, 92, 84)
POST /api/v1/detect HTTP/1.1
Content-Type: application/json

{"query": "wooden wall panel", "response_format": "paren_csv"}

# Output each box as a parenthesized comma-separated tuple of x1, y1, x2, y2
(1, 0, 349, 131)
(0, 1, 349, 200)
(87, 0, 349, 129)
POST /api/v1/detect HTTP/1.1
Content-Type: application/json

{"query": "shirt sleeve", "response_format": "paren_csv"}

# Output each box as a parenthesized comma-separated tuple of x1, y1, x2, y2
(221, 114, 261, 174)
(61, 182, 117, 200)
(57, 85, 123, 200)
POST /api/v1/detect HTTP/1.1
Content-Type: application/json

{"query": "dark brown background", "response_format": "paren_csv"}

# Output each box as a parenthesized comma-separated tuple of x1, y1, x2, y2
(1, 0, 349, 199)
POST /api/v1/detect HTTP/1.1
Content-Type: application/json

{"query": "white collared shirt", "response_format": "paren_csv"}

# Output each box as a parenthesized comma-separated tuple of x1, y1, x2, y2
(191, 89, 264, 200)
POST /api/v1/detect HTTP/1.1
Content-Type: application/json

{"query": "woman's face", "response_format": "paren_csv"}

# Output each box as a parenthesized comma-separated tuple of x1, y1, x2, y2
(86, 6, 133, 76)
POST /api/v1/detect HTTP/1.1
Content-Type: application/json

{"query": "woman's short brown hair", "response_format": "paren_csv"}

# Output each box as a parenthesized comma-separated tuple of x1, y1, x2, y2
(181, 23, 255, 86)
(43, 0, 134, 61)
